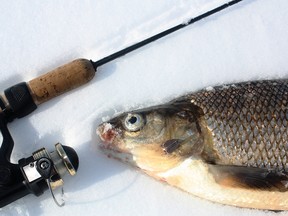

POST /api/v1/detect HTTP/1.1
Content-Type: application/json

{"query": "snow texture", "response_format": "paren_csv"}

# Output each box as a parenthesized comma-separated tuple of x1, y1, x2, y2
(0, 0, 288, 215)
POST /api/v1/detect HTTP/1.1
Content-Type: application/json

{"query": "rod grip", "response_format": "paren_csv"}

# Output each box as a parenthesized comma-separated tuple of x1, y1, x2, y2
(28, 58, 95, 105)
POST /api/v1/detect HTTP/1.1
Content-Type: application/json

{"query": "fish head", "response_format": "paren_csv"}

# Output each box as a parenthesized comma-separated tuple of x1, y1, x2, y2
(97, 103, 204, 173)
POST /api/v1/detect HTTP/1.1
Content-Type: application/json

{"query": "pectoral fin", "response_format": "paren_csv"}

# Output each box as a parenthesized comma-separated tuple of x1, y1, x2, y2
(162, 139, 182, 154)
(208, 164, 288, 192)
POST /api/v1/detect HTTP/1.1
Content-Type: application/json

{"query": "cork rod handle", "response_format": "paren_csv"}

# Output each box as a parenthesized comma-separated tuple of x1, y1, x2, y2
(28, 58, 96, 105)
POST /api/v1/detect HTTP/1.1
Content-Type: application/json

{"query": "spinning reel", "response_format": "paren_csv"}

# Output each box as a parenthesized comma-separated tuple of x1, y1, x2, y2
(0, 82, 79, 207)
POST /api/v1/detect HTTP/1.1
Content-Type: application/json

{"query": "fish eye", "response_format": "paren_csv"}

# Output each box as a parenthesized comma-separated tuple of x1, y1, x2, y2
(123, 113, 145, 132)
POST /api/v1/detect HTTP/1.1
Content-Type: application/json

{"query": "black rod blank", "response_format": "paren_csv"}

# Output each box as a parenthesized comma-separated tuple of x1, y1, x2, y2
(92, 0, 243, 68)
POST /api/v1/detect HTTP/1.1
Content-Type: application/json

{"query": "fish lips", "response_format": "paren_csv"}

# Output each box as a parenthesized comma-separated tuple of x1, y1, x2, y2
(97, 123, 126, 152)
(97, 123, 136, 164)
(97, 123, 119, 144)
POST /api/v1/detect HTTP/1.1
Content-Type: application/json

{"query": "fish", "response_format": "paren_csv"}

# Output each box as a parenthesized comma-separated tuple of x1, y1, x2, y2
(97, 79, 288, 210)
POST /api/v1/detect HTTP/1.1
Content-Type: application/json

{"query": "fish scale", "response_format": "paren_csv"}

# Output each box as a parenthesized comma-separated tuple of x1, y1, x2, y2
(189, 80, 288, 171)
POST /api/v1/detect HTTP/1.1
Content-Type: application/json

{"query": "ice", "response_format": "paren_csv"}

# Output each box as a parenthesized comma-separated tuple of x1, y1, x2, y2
(1, 0, 288, 215)
(205, 86, 214, 91)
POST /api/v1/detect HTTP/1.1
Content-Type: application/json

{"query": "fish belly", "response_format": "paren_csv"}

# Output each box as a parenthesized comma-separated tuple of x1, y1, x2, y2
(158, 159, 288, 210)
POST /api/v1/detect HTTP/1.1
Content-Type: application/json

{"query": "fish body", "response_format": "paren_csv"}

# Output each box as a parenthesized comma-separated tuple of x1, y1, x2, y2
(97, 80, 288, 210)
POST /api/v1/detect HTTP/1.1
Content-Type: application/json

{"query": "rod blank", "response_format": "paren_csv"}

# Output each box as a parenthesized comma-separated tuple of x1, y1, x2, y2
(92, 0, 243, 68)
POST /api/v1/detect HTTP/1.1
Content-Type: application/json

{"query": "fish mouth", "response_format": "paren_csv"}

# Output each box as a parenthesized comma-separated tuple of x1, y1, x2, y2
(97, 123, 119, 144)
(96, 122, 124, 152)
(97, 123, 135, 164)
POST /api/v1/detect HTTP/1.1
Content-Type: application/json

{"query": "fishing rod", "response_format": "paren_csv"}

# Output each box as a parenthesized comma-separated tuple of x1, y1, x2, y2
(0, 0, 243, 208)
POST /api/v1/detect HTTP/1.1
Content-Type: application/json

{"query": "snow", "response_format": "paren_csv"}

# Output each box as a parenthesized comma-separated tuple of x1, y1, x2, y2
(0, 0, 288, 215)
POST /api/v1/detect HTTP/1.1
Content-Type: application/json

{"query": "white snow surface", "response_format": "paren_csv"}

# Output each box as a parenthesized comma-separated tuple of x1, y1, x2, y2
(1, 0, 288, 215)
